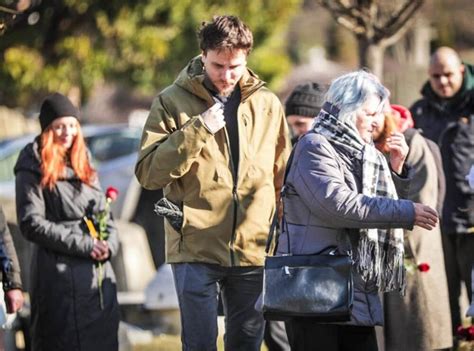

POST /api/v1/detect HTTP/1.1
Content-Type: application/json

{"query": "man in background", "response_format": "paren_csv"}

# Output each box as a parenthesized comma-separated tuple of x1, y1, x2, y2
(410, 46, 474, 335)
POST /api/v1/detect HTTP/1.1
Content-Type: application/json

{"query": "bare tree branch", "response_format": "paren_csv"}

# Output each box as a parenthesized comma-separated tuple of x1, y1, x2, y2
(317, 0, 424, 43)
(317, 0, 363, 19)
(384, 0, 424, 32)
(378, 15, 418, 47)
(313, 0, 426, 78)
(316, 0, 367, 35)
(374, 0, 424, 43)
(337, 17, 365, 34)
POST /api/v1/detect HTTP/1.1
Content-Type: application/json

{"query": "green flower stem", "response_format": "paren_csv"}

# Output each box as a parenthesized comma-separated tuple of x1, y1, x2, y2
(96, 197, 111, 310)
(98, 262, 104, 310)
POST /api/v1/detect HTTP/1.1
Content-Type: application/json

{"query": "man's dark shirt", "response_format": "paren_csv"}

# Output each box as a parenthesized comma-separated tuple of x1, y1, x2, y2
(204, 77, 241, 175)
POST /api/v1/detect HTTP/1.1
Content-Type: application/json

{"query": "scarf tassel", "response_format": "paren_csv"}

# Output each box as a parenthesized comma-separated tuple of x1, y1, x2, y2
(357, 236, 407, 295)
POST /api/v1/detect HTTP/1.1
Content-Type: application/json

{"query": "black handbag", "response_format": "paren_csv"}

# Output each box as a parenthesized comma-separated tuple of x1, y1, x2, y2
(262, 244, 353, 321)
(261, 140, 354, 322)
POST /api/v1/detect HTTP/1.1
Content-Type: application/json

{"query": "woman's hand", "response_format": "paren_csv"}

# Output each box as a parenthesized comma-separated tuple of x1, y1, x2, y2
(387, 132, 409, 175)
(90, 238, 110, 261)
(413, 203, 438, 230)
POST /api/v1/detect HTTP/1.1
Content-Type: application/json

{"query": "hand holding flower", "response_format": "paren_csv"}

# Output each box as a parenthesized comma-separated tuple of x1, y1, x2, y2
(90, 239, 110, 261)
(83, 186, 119, 309)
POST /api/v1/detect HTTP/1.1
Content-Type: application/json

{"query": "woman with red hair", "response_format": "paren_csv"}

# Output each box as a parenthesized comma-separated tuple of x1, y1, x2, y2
(14, 93, 119, 351)
(372, 104, 452, 351)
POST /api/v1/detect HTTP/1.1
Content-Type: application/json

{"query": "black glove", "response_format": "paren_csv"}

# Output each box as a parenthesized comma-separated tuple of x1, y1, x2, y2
(154, 197, 183, 232)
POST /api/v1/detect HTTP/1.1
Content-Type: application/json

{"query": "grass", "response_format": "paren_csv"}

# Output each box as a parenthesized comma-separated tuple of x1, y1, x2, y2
(132, 330, 473, 351)
(133, 334, 181, 351)
(133, 333, 269, 351)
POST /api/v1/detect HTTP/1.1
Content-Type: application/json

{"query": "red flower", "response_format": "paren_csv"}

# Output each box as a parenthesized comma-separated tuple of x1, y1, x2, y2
(417, 262, 430, 272)
(456, 325, 474, 341)
(105, 186, 119, 202)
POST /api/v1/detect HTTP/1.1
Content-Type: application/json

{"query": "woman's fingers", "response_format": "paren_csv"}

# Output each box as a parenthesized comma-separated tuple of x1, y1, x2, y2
(413, 203, 438, 230)
(97, 241, 110, 260)
(387, 133, 409, 156)
(90, 239, 110, 260)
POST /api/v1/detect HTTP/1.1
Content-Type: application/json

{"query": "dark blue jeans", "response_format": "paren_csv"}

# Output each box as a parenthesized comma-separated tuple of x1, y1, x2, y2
(285, 321, 378, 351)
(171, 263, 264, 351)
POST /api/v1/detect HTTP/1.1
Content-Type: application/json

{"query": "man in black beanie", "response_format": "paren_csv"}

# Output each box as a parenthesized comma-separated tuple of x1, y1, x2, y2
(39, 93, 79, 131)
(285, 82, 327, 144)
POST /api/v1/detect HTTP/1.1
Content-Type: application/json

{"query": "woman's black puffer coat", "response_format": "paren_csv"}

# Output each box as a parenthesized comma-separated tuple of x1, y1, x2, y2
(14, 141, 120, 351)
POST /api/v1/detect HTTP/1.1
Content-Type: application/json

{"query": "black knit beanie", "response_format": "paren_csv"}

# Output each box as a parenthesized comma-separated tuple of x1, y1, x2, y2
(39, 93, 79, 131)
(285, 82, 328, 118)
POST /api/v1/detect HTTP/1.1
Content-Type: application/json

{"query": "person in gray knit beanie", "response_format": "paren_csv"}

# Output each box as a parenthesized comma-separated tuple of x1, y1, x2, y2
(285, 82, 328, 144)
(263, 82, 328, 351)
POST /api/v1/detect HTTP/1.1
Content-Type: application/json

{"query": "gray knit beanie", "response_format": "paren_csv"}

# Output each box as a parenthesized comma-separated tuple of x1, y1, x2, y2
(285, 83, 328, 118)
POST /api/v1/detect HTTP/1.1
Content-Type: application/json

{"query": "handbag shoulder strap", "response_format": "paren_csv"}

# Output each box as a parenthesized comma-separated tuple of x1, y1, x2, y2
(265, 209, 280, 255)
(265, 135, 303, 255)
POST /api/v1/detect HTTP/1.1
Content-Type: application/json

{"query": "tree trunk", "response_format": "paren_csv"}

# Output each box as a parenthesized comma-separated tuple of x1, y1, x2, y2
(358, 38, 386, 79)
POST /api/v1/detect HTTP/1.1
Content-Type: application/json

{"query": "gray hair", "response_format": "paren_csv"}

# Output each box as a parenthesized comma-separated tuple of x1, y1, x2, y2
(325, 70, 389, 125)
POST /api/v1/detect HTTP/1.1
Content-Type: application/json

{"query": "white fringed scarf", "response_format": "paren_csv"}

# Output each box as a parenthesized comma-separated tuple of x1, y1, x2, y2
(314, 102, 406, 293)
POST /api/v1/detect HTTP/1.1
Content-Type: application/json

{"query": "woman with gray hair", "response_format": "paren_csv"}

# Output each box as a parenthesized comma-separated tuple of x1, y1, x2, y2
(277, 70, 438, 350)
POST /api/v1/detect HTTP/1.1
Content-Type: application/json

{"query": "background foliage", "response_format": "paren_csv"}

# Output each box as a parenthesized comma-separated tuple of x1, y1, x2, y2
(1, 0, 473, 109)
(0, 0, 301, 107)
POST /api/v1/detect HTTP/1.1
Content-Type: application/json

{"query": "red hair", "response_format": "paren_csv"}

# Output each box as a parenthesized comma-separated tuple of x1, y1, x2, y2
(374, 111, 399, 154)
(40, 123, 96, 189)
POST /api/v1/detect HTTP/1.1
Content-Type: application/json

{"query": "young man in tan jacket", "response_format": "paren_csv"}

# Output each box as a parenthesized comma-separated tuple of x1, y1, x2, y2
(135, 15, 291, 350)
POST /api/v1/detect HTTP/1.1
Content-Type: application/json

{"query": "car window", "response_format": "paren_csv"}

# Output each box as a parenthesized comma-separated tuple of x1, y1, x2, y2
(85, 129, 141, 163)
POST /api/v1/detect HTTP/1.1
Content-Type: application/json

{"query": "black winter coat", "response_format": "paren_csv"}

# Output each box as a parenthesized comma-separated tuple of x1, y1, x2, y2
(0, 206, 22, 292)
(14, 141, 120, 351)
(410, 68, 474, 234)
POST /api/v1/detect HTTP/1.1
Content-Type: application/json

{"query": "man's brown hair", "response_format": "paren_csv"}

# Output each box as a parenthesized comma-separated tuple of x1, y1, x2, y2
(198, 15, 253, 54)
